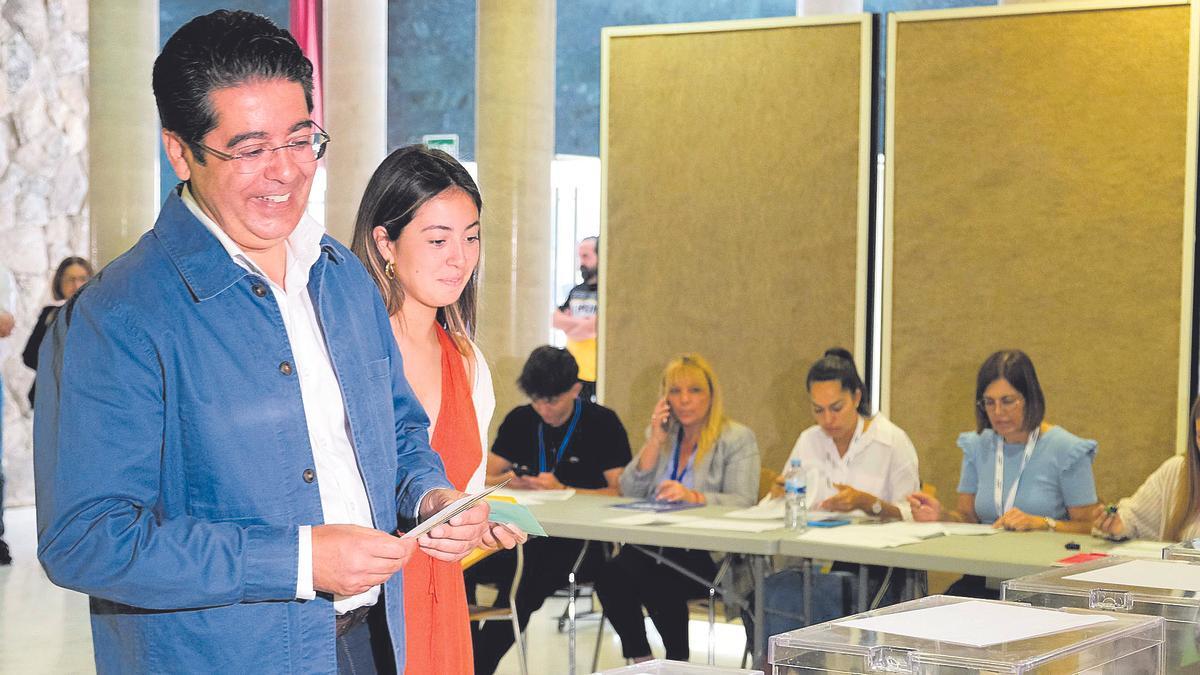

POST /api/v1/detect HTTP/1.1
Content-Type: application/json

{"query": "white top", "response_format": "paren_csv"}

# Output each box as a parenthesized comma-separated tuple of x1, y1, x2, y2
(1118, 454, 1200, 541)
(785, 414, 920, 520)
(183, 188, 376, 613)
(428, 339, 493, 494)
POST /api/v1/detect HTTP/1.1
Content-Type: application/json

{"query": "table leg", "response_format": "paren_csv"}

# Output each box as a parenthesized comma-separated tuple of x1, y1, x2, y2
(857, 565, 869, 612)
(802, 558, 813, 626)
(754, 555, 768, 664)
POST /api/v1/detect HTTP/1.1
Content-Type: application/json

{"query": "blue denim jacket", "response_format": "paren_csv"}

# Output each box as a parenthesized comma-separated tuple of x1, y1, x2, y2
(33, 190, 451, 674)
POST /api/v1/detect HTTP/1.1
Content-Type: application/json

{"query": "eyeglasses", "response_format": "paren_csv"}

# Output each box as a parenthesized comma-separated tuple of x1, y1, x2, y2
(977, 395, 1024, 412)
(191, 124, 331, 174)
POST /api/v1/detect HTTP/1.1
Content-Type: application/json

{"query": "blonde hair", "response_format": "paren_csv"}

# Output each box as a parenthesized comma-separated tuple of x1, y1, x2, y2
(661, 353, 728, 465)
(1165, 398, 1200, 541)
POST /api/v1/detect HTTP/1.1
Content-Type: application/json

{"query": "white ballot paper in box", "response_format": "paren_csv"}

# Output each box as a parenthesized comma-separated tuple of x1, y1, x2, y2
(835, 599, 1115, 648)
(1063, 559, 1200, 591)
(402, 479, 510, 540)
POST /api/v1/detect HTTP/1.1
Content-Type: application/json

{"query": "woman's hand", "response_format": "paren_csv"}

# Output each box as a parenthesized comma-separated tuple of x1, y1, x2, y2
(993, 507, 1048, 531)
(907, 492, 942, 522)
(480, 522, 528, 551)
(1093, 507, 1125, 537)
(820, 483, 871, 512)
(655, 479, 703, 503)
(649, 396, 672, 445)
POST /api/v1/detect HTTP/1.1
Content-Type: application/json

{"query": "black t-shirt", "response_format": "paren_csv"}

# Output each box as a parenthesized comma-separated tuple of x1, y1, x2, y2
(558, 281, 598, 317)
(491, 400, 631, 490)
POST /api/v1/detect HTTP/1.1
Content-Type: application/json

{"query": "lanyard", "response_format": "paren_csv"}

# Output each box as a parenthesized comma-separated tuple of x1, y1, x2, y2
(670, 429, 698, 483)
(538, 398, 582, 474)
(993, 428, 1040, 517)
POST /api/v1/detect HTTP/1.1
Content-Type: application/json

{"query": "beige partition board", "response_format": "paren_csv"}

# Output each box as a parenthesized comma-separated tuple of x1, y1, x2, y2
(600, 15, 873, 472)
(883, 1, 1196, 505)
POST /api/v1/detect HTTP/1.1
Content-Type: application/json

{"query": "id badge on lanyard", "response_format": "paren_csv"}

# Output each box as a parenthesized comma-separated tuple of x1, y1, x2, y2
(994, 428, 1040, 517)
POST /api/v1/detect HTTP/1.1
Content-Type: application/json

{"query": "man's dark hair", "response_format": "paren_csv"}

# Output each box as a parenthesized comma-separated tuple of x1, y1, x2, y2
(973, 349, 1046, 433)
(517, 346, 579, 400)
(152, 10, 314, 163)
(806, 347, 870, 416)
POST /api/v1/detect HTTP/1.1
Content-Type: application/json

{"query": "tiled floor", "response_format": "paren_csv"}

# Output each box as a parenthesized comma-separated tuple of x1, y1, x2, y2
(0, 506, 751, 674)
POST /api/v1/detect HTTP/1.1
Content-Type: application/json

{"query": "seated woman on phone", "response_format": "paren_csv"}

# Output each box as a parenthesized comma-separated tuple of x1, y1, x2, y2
(773, 348, 920, 520)
(594, 353, 760, 664)
(1094, 398, 1200, 542)
(908, 349, 1099, 597)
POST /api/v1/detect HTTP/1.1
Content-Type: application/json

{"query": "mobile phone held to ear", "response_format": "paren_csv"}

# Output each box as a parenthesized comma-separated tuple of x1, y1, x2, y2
(661, 404, 676, 431)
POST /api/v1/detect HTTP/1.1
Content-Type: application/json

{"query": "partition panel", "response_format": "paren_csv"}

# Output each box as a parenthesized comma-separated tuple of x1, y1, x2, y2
(601, 16, 873, 471)
(884, 1, 1195, 504)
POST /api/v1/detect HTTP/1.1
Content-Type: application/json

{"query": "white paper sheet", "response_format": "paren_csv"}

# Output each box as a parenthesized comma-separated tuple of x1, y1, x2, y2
(726, 499, 786, 520)
(1105, 540, 1171, 560)
(1063, 559, 1200, 591)
(941, 523, 1001, 536)
(793, 524, 924, 548)
(491, 488, 576, 505)
(835, 599, 1115, 648)
(672, 518, 784, 533)
(603, 513, 700, 527)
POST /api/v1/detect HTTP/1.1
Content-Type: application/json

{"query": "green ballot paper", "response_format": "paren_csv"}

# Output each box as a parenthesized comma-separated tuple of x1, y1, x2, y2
(486, 499, 547, 537)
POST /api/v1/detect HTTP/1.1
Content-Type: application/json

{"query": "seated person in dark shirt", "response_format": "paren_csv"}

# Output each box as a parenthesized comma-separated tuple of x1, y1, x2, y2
(468, 345, 632, 674)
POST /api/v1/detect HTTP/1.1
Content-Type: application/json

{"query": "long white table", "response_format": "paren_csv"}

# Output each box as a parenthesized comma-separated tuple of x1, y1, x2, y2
(526, 495, 782, 669)
(522, 494, 1160, 671)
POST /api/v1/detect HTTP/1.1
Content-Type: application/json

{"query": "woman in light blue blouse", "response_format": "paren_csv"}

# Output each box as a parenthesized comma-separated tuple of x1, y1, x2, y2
(909, 349, 1100, 534)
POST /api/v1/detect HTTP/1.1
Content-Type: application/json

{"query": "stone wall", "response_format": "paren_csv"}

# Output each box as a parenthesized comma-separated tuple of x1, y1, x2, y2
(1, 0, 90, 508)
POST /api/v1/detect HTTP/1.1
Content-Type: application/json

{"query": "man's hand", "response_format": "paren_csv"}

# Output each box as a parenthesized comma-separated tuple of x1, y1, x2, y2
(0, 311, 14, 338)
(526, 472, 565, 491)
(416, 488, 491, 562)
(312, 524, 418, 596)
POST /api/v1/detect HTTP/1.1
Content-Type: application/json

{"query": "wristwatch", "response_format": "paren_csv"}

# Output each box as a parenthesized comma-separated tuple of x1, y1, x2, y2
(870, 499, 883, 516)
(1044, 517, 1059, 532)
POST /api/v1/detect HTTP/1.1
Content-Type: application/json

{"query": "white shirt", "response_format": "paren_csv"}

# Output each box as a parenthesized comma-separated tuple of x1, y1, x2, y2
(182, 187, 377, 613)
(786, 414, 920, 520)
(461, 341, 495, 493)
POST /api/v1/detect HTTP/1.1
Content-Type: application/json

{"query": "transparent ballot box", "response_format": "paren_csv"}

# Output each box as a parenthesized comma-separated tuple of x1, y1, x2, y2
(1003, 556, 1200, 672)
(595, 660, 763, 674)
(768, 595, 1162, 674)
(1164, 540, 1200, 563)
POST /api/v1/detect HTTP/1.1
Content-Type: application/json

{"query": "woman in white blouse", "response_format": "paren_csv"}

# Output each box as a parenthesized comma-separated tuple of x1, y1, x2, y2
(778, 348, 920, 520)
(1095, 398, 1200, 541)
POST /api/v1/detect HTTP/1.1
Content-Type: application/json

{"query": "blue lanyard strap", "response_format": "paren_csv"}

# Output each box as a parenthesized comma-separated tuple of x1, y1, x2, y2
(538, 398, 582, 474)
(670, 429, 697, 483)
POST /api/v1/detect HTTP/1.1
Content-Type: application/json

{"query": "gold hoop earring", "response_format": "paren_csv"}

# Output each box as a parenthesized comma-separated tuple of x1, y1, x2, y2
(384, 260, 395, 279)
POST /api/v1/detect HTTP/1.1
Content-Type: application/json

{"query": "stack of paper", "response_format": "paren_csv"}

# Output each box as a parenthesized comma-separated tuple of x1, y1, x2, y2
(791, 521, 995, 547)
(1105, 540, 1171, 560)
(604, 513, 699, 527)
(835, 599, 1115, 648)
(491, 488, 575, 506)
(673, 518, 784, 533)
(1063, 559, 1200, 591)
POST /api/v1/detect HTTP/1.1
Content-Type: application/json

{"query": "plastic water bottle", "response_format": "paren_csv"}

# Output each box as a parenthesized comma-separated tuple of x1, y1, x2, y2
(784, 458, 808, 531)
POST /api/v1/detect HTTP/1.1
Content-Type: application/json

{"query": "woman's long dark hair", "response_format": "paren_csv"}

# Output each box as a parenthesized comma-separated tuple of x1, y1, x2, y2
(350, 145, 482, 351)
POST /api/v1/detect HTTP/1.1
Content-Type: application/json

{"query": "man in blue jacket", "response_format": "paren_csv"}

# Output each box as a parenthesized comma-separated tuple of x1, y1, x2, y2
(33, 11, 509, 674)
